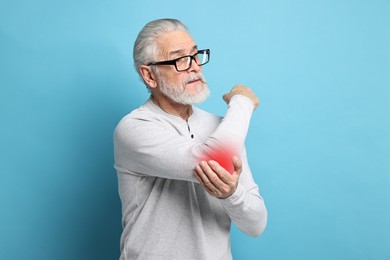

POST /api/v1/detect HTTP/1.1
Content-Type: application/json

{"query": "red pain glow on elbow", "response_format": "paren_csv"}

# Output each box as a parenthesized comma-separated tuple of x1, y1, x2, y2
(200, 145, 237, 174)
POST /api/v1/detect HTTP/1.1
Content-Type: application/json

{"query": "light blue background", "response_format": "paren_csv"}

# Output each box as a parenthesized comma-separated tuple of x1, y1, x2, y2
(1, 0, 389, 259)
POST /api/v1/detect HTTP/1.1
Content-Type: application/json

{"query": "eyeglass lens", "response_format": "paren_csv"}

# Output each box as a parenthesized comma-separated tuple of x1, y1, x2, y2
(176, 51, 208, 71)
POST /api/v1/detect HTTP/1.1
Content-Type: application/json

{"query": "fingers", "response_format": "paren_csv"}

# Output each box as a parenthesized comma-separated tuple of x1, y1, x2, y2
(194, 160, 240, 199)
(207, 160, 231, 183)
(222, 93, 230, 104)
(194, 162, 224, 196)
(222, 84, 259, 109)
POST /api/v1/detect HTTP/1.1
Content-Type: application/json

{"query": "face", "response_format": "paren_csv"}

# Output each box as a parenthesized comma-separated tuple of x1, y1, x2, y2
(153, 30, 210, 105)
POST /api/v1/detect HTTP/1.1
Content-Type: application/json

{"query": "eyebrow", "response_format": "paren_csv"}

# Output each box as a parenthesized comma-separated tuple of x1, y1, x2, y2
(168, 45, 198, 58)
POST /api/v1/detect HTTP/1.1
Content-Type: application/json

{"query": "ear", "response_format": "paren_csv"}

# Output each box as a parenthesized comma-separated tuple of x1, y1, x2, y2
(139, 65, 158, 89)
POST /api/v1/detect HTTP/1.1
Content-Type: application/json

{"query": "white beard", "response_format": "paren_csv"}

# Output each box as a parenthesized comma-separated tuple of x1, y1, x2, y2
(157, 72, 210, 105)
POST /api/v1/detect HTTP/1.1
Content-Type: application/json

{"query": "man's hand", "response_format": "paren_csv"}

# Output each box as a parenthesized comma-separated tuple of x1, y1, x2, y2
(223, 84, 259, 109)
(194, 156, 242, 199)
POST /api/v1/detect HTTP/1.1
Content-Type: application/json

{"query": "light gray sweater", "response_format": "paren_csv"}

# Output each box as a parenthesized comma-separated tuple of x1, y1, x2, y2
(114, 95, 267, 260)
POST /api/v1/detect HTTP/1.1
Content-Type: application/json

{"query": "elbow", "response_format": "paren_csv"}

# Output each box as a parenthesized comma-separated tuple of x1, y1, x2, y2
(247, 207, 268, 237)
(253, 213, 268, 237)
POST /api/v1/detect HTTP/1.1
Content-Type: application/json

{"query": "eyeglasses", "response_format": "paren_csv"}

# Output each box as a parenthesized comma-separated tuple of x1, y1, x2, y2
(147, 49, 210, 72)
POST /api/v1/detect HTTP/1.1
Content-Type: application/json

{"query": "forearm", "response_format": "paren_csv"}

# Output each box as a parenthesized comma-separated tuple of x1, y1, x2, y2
(202, 95, 254, 152)
(219, 183, 267, 237)
(114, 95, 254, 181)
(194, 146, 268, 236)
(218, 148, 267, 237)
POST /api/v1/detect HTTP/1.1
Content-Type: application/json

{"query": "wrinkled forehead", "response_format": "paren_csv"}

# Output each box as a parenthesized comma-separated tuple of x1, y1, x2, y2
(156, 30, 197, 60)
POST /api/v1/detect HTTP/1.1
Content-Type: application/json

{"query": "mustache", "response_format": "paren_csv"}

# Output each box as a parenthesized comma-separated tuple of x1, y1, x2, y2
(184, 73, 207, 85)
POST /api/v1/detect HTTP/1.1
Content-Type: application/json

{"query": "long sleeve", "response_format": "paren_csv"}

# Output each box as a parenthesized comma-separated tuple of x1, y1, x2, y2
(218, 147, 268, 237)
(115, 94, 267, 259)
(114, 95, 254, 182)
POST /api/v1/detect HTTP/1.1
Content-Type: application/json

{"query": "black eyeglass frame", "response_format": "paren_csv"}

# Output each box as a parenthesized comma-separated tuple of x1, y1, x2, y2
(147, 49, 210, 72)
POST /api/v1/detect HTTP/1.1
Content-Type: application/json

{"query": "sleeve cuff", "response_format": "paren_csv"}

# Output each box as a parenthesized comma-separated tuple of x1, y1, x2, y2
(219, 182, 245, 206)
(229, 95, 255, 110)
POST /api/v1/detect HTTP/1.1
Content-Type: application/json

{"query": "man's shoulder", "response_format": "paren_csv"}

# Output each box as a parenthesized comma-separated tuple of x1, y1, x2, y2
(118, 99, 164, 122)
(114, 102, 155, 133)
(116, 106, 162, 130)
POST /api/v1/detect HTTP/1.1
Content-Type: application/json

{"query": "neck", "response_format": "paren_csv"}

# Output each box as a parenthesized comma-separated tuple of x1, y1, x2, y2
(151, 93, 193, 121)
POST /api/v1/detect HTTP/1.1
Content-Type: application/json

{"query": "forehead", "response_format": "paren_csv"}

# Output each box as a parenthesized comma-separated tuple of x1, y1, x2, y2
(156, 30, 197, 58)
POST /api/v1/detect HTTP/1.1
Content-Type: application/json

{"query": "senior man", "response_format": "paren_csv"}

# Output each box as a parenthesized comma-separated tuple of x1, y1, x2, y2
(114, 18, 267, 260)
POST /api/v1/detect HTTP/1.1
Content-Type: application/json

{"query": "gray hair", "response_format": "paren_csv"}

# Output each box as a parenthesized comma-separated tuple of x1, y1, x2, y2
(133, 19, 189, 80)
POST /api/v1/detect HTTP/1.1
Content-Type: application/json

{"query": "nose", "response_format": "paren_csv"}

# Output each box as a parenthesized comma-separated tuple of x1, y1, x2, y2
(188, 57, 201, 72)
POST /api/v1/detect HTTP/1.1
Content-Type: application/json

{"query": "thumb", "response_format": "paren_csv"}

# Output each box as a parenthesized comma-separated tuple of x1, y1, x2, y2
(232, 156, 242, 176)
(223, 93, 231, 105)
